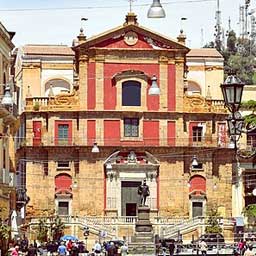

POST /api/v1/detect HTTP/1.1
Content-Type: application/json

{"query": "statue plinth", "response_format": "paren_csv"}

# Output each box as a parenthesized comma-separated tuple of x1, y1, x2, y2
(128, 206, 155, 255)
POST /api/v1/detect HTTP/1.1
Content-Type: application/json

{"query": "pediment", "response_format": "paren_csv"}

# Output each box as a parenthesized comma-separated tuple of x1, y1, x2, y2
(75, 24, 189, 52)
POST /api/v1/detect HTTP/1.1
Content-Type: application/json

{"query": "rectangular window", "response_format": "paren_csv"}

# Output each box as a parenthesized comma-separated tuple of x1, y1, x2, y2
(124, 118, 139, 137)
(57, 161, 70, 168)
(192, 127, 203, 142)
(58, 124, 69, 145)
(58, 202, 69, 215)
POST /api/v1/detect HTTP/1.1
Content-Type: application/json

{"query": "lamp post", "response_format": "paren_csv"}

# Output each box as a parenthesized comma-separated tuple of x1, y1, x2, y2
(221, 73, 256, 158)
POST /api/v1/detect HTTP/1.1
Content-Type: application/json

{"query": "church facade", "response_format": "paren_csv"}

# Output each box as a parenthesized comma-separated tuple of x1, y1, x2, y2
(15, 13, 234, 237)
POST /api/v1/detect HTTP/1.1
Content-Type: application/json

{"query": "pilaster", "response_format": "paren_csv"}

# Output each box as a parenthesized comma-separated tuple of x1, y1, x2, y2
(95, 55, 105, 110)
(159, 56, 168, 111)
(78, 55, 88, 110)
(159, 120, 168, 146)
(175, 57, 185, 112)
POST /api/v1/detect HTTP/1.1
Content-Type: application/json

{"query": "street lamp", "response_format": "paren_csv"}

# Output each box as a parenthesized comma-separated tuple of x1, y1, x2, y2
(148, 75, 160, 96)
(147, 0, 166, 18)
(220, 74, 244, 113)
(221, 73, 256, 158)
(1, 84, 13, 107)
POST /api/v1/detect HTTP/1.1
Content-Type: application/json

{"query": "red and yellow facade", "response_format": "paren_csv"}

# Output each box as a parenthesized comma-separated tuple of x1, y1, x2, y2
(16, 14, 234, 230)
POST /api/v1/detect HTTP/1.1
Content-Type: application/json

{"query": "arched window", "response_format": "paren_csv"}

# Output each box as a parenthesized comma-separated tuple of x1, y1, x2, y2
(122, 81, 141, 106)
(187, 81, 201, 95)
(55, 173, 72, 191)
(189, 175, 206, 193)
(45, 79, 71, 96)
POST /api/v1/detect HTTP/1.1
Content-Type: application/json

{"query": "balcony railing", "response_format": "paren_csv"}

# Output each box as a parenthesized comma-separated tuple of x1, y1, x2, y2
(25, 93, 79, 111)
(25, 95, 227, 114)
(18, 135, 232, 149)
(183, 95, 227, 113)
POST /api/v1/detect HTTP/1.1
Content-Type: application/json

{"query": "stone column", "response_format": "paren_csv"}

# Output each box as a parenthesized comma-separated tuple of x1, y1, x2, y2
(78, 55, 88, 110)
(175, 57, 185, 112)
(95, 55, 104, 110)
(159, 56, 168, 111)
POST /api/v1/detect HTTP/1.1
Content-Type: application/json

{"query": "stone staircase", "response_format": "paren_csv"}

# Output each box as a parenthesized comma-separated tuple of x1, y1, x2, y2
(28, 215, 234, 242)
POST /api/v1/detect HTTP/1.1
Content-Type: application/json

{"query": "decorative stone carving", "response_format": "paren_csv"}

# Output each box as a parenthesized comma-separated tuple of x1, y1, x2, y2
(147, 171, 158, 181)
(127, 151, 137, 163)
(49, 91, 79, 106)
(183, 95, 227, 113)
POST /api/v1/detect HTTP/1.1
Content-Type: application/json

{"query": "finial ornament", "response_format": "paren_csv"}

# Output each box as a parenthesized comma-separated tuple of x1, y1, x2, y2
(128, 0, 136, 13)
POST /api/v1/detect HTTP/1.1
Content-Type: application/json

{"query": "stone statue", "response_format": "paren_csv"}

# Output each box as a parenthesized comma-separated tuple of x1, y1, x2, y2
(138, 179, 150, 206)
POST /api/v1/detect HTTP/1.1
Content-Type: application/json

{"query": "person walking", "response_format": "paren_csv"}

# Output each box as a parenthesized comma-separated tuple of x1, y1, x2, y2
(11, 246, 19, 256)
(168, 240, 175, 256)
(57, 242, 67, 256)
(199, 239, 207, 256)
(244, 245, 255, 256)
(120, 243, 128, 256)
(93, 241, 101, 255)
(27, 244, 37, 256)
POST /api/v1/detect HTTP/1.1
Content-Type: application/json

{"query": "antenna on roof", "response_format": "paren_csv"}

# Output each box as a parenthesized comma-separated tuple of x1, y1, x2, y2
(128, 0, 136, 13)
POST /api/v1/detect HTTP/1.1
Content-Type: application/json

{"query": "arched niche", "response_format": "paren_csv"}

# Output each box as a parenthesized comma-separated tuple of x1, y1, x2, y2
(45, 78, 71, 96)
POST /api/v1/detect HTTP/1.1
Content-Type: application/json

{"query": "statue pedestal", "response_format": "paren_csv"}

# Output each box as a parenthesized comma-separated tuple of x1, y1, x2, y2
(128, 206, 155, 255)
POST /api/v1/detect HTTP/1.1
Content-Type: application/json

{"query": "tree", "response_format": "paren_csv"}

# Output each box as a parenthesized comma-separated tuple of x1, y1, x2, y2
(242, 204, 256, 227)
(227, 54, 255, 84)
(205, 206, 222, 234)
(226, 30, 237, 54)
(37, 218, 48, 243)
(0, 221, 10, 255)
(50, 216, 65, 241)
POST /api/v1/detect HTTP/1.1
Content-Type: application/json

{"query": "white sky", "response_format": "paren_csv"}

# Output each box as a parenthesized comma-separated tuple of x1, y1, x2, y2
(0, 0, 254, 49)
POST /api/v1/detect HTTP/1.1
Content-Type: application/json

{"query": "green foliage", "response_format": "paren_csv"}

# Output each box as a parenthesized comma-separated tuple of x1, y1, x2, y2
(243, 204, 256, 218)
(241, 100, 256, 110)
(227, 54, 255, 84)
(0, 222, 10, 240)
(205, 30, 256, 84)
(205, 206, 222, 234)
(37, 218, 48, 243)
(50, 216, 65, 241)
(33, 102, 40, 111)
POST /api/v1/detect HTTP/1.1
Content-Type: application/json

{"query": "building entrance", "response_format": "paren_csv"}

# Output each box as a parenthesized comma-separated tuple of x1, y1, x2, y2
(121, 181, 141, 216)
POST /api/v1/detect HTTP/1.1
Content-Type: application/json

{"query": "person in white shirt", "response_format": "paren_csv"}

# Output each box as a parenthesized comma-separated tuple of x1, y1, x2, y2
(199, 239, 207, 256)
(93, 241, 101, 254)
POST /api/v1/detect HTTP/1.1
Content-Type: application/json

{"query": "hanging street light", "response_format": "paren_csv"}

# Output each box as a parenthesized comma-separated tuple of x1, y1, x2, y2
(91, 142, 100, 153)
(147, 0, 166, 18)
(1, 84, 13, 107)
(221, 73, 256, 158)
(191, 155, 199, 168)
(148, 75, 160, 96)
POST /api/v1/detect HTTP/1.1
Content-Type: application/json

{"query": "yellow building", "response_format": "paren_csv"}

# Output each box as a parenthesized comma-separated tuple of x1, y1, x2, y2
(0, 21, 18, 239)
(15, 14, 235, 243)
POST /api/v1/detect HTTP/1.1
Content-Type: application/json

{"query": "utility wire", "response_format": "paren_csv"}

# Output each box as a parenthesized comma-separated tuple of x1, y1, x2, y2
(0, 0, 216, 13)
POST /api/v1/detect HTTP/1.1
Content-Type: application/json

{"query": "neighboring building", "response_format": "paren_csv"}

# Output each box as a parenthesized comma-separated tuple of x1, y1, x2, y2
(186, 48, 224, 99)
(0, 22, 18, 234)
(16, 13, 234, 241)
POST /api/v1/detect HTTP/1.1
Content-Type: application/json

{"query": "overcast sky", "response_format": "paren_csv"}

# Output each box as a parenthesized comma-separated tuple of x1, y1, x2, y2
(0, 0, 254, 49)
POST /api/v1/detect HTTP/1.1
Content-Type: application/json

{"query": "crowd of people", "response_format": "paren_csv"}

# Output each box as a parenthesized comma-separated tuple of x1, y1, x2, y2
(8, 237, 128, 256)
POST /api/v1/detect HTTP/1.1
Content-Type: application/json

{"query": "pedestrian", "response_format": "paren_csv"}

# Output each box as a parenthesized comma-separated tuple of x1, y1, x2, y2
(199, 239, 207, 256)
(11, 246, 19, 256)
(27, 244, 37, 256)
(120, 243, 128, 256)
(66, 240, 73, 255)
(169, 240, 175, 256)
(107, 242, 117, 256)
(57, 242, 67, 256)
(244, 245, 254, 256)
(93, 241, 101, 255)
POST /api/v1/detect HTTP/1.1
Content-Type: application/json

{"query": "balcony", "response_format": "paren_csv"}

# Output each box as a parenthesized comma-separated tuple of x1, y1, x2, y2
(183, 95, 227, 114)
(18, 135, 231, 149)
(25, 92, 79, 112)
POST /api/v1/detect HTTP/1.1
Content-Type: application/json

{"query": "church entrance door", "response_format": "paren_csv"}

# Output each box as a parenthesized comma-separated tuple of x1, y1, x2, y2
(121, 181, 141, 216)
